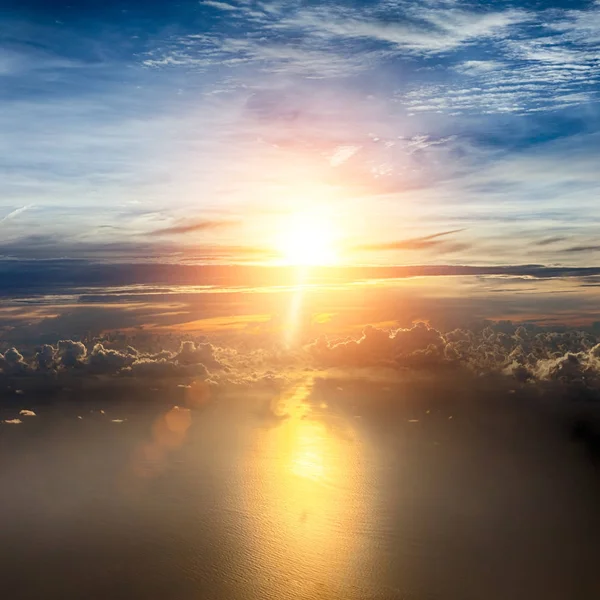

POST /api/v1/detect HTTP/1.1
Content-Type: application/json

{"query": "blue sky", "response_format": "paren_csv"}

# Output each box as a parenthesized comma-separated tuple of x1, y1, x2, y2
(1, 0, 600, 266)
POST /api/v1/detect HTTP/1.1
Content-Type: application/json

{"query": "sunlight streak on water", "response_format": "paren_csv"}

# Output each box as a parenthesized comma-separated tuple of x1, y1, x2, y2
(4, 386, 600, 599)
(238, 380, 373, 599)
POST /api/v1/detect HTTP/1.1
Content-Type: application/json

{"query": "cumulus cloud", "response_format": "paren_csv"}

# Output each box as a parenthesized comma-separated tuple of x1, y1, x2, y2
(87, 344, 138, 373)
(0, 340, 225, 384)
(308, 322, 445, 367)
(307, 321, 600, 394)
(125, 356, 208, 379)
(56, 340, 87, 368)
(0, 347, 29, 373)
(6, 322, 600, 403)
(35, 344, 57, 370)
(174, 340, 223, 370)
(114, 340, 230, 379)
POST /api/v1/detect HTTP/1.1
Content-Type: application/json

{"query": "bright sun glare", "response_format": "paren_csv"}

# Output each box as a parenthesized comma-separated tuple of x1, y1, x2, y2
(277, 212, 338, 266)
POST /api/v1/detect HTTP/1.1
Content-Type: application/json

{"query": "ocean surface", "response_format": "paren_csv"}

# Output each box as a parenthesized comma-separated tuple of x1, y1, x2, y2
(2, 376, 600, 599)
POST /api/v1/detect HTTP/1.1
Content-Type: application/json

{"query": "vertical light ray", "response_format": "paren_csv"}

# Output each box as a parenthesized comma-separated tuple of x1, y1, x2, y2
(283, 266, 309, 347)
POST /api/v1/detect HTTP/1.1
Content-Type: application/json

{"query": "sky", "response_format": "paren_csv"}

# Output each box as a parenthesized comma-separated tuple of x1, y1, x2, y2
(2, 0, 600, 263)
(5, 6, 600, 597)
(2, 0, 600, 344)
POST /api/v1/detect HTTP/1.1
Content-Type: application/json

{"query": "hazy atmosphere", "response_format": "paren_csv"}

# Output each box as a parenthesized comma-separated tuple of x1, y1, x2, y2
(2, 0, 600, 598)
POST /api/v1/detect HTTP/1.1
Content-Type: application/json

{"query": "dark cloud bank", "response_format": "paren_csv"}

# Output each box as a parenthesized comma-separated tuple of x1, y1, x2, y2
(4, 260, 600, 296)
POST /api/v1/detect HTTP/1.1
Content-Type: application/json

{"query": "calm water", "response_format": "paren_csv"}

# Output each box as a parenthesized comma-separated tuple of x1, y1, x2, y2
(2, 378, 600, 599)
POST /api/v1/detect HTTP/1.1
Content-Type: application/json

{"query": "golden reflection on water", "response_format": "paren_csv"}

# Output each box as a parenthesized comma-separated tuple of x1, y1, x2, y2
(290, 419, 326, 482)
(242, 378, 370, 598)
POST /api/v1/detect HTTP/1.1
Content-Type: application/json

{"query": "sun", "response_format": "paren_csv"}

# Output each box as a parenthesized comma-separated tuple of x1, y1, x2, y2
(276, 212, 339, 266)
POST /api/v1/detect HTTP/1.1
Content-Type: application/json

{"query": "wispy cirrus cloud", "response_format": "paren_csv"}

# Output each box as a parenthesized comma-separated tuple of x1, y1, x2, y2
(398, 2, 600, 115)
(0, 205, 33, 223)
(353, 229, 465, 252)
(141, 1, 530, 80)
(202, 1, 239, 12)
(535, 236, 568, 247)
(141, 0, 599, 117)
(148, 219, 239, 236)
(550, 1, 600, 45)
(142, 33, 387, 78)
(330, 145, 361, 167)
(564, 245, 600, 254)
(0, 234, 272, 262)
(285, 5, 529, 54)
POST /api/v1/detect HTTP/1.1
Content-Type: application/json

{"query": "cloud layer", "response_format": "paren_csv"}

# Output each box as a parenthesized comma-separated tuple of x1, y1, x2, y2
(5, 322, 600, 400)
